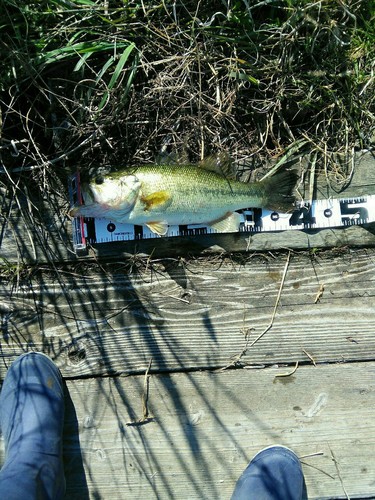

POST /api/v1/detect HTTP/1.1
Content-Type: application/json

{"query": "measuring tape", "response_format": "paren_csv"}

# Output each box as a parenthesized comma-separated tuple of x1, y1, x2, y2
(69, 172, 375, 254)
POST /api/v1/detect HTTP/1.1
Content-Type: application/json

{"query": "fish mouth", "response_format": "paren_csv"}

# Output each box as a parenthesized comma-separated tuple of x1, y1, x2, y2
(69, 206, 81, 217)
(69, 184, 94, 217)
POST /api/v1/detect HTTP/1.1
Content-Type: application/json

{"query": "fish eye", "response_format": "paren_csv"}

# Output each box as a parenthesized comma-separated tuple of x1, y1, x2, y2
(95, 175, 104, 185)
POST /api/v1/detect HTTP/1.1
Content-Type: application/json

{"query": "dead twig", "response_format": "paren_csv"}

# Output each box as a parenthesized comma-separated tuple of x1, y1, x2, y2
(314, 283, 325, 303)
(300, 461, 336, 480)
(126, 358, 154, 426)
(299, 451, 336, 479)
(217, 325, 253, 372)
(274, 360, 299, 378)
(302, 348, 317, 366)
(218, 251, 291, 372)
(328, 443, 350, 499)
(248, 250, 291, 348)
(299, 451, 324, 459)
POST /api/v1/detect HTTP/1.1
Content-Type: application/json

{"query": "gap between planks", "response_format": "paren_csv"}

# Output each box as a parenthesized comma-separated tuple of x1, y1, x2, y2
(1, 361, 372, 499)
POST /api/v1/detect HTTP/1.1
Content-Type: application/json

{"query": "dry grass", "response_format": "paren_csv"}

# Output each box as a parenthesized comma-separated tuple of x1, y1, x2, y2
(0, 0, 374, 211)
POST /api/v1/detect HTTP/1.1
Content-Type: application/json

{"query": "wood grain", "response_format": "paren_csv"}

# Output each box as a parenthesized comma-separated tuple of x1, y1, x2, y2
(1, 153, 375, 499)
(0, 151, 374, 263)
(1, 248, 375, 377)
(2, 362, 372, 499)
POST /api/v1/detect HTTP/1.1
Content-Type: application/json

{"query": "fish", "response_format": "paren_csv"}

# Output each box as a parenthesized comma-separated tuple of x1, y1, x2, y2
(70, 164, 298, 236)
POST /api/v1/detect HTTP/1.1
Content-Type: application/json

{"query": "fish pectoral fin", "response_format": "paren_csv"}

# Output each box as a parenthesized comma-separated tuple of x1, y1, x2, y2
(208, 212, 241, 233)
(145, 221, 169, 236)
(141, 190, 171, 211)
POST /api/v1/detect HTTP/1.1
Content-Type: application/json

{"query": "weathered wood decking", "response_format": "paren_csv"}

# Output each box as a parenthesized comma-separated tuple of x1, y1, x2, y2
(1, 150, 375, 263)
(1, 151, 375, 499)
(60, 362, 375, 500)
(1, 249, 375, 377)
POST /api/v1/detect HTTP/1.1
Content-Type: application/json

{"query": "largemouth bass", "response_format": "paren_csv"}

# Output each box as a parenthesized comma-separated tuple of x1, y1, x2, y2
(70, 165, 297, 236)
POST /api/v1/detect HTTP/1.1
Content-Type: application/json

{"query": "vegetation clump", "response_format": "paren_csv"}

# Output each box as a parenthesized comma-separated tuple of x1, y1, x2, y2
(0, 0, 374, 199)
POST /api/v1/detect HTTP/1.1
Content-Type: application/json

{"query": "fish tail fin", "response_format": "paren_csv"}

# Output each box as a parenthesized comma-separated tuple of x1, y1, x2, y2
(260, 169, 298, 212)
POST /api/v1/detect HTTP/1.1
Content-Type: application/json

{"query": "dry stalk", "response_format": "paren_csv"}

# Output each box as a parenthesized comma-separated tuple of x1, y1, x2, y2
(314, 283, 325, 303)
(328, 443, 350, 499)
(274, 361, 299, 378)
(126, 358, 154, 426)
(219, 251, 291, 371)
(301, 348, 317, 366)
(248, 250, 291, 348)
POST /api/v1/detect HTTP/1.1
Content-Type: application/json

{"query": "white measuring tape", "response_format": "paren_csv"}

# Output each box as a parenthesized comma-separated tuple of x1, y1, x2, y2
(69, 173, 375, 254)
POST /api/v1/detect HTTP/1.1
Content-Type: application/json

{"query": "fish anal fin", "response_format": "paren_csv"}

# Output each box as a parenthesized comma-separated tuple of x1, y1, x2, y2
(208, 212, 241, 233)
(145, 221, 169, 236)
(141, 190, 171, 211)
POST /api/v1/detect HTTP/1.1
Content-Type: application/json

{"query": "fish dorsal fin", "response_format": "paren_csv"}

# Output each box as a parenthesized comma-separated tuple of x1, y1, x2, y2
(208, 211, 241, 233)
(141, 190, 172, 211)
(155, 150, 189, 165)
(198, 152, 236, 179)
(145, 221, 169, 236)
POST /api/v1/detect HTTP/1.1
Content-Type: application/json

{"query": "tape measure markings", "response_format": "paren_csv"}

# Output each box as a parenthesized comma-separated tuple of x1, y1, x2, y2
(69, 173, 375, 253)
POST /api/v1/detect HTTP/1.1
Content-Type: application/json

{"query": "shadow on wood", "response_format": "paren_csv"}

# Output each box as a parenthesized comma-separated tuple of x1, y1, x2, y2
(63, 383, 90, 500)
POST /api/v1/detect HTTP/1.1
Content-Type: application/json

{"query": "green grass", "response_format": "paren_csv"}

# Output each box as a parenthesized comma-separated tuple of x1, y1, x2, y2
(0, 0, 373, 195)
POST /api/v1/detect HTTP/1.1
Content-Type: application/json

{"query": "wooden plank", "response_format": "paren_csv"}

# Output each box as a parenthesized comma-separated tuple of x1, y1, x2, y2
(1, 248, 375, 377)
(0, 185, 75, 264)
(312, 149, 375, 198)
(1, 362, 373, 499)
(91, 222, 375, 259)
(0, 151, 374, 263)
(83, 150, 375, 258)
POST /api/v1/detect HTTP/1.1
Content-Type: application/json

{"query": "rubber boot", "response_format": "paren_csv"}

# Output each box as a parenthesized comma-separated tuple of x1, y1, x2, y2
(231, 445, 306, 500)
(0, 352, 65, 500)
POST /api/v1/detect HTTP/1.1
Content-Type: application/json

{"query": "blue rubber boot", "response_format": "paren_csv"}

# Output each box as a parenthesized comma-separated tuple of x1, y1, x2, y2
(0, 352, 65, 499)
(231, 445, 306, 500)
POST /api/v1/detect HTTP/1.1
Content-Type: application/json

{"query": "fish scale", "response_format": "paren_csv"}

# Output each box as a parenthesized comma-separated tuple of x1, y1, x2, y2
(70, 164, 297, 236)
(69, 172, 375, 255)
